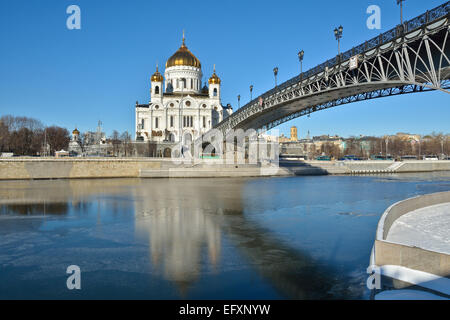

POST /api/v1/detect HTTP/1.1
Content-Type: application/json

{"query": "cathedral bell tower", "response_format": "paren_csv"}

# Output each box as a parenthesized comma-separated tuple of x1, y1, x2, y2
(150, 65, 163, 103)
(208, 65, 221, 100)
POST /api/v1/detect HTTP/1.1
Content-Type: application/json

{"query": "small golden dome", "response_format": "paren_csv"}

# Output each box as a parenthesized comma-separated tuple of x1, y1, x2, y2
(72, 128, 80, 135)
(166, 33, 201, 69)
(208, 65, 221, 85)
(151, 65, 163, 82)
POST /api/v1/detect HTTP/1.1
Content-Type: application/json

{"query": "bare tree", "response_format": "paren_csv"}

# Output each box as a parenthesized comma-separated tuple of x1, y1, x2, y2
(120, 131, 133, 157)
(110, 130, 121, 156)
(45, 126, 70, 155)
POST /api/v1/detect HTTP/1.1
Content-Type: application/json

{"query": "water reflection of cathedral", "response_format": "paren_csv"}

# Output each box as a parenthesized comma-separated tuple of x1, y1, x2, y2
(134, 183, 223, 292)
(1, 179, 340, 299)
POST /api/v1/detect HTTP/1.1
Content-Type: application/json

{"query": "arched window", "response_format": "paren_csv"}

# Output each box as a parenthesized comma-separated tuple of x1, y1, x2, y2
(212, 108, 219, 126)
(184, 132, 193, 145)
(213, 88, 218, 96)
(155, 86, 159, 94)
(183, 116, 194, 127)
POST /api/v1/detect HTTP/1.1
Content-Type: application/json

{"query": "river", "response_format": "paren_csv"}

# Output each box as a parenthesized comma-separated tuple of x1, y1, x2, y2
(1, 173, 449, 299)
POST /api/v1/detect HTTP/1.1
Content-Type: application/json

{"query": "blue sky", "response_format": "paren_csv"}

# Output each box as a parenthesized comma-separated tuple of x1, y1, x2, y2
(0, 0, 448, 138)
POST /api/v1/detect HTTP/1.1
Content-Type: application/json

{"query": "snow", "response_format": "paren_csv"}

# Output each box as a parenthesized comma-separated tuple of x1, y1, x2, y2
(386, 202, 450, 254)
(375, 289, 449, 300)
(379, 265, 450, 296)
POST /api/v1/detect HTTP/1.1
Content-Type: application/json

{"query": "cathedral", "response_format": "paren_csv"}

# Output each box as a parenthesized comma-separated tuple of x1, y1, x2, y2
(135, 34, 233, 156)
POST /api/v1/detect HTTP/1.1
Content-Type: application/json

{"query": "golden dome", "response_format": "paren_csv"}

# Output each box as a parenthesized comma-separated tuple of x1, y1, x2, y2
(151, 65, 163, 82)
(72, 128, 80, 135)
(166, 34, 201, 69)
(208, 65, 221, 85)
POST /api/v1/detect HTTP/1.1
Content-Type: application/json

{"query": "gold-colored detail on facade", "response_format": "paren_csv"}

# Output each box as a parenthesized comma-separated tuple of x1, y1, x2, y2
(208, 64, 221, 84)
(166, 32, 201, 68)
(151, 65, 164, 82)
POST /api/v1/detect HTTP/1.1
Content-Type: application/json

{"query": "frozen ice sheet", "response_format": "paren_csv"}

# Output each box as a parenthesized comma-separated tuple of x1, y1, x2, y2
(387, 202, 450, 254)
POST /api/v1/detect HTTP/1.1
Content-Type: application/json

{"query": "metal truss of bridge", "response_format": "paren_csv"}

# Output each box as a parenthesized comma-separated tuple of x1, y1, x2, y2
(210, 2, 450, 137)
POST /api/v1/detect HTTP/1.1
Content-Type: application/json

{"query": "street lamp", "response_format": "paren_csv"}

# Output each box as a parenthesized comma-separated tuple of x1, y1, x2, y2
(397, 0, 406, 25)
(441, 136, 445, 157)
(385, 137, 389, 158)
(273, 67, 278, 87)
(237, 95, 241, 109)
(250, 85, 253, 101)
(298, 50, 304, 79)
(334, 25, 343, 56)
(418, 138, 422, 160)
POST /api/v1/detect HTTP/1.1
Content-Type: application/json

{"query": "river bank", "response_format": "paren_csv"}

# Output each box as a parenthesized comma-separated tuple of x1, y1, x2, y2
(1, 158, 450, 180)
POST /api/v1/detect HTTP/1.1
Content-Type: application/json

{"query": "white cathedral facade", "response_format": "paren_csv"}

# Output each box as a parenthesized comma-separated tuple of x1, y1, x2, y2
(135, 35, 233, 156)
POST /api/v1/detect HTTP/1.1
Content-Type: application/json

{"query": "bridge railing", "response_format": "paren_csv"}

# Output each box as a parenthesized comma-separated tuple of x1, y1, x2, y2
(216, 1, 450, 129)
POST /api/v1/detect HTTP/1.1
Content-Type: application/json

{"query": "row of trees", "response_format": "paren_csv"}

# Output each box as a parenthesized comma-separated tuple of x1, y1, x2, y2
(0, 115, 69, 156)
(0, 115, 137, 157)
(316, 133, 449, 159)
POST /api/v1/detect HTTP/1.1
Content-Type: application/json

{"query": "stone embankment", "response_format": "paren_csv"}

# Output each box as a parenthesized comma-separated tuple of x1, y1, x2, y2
(0, 158, 450, 180)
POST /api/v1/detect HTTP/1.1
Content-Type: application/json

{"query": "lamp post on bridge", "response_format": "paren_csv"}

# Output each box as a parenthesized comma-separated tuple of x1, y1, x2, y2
(441, 136, 446, 158)
(250, 85, 253, 101)
(237, 95, 241, 109)
(273, 67, 278, 87)
(298, 50, 304, 80)
(334, 25, 343, 56)
(397, 0, 406, 25)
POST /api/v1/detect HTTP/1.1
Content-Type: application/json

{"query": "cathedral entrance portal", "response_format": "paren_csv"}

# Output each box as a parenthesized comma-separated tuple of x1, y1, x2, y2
(182, 132, 193, 156)
(163, 148, 172, 158)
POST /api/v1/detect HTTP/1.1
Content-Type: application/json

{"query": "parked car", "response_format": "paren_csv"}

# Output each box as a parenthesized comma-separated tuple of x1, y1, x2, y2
(0, 152, 14, 158)
(423, 155, 439, 161)
(400, 155, 418, 161)
(340, 155, 362, 161)
(315, 155, 331, 161)
(370, 155, 393, 160)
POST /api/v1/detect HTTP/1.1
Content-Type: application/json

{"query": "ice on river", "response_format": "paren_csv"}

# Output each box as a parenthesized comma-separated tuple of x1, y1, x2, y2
(386, 202, 450, 254)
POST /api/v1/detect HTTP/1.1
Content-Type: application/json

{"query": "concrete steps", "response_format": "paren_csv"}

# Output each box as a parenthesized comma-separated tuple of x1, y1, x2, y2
(351, 169, 397, 174)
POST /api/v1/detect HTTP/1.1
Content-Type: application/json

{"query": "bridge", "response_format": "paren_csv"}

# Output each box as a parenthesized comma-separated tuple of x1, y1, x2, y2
(211, 2, 450, 137)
